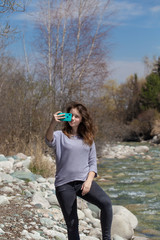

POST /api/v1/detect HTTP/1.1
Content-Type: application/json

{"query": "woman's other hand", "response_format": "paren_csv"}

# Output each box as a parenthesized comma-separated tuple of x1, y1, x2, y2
(81, 180, 92, 196)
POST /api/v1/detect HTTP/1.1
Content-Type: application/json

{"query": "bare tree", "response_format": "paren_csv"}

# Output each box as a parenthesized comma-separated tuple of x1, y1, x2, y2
(143, 56, 157, 76)
(33, 0, 113, 111)
(0, 0, 28, 38)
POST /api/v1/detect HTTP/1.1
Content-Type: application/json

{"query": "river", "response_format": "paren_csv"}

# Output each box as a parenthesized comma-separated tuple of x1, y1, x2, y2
(96, 142, 160, 239)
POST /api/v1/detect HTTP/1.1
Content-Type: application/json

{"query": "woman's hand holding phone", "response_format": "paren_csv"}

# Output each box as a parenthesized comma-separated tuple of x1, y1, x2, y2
(55, 112, 72, 122)
(54, 111, 65, 122)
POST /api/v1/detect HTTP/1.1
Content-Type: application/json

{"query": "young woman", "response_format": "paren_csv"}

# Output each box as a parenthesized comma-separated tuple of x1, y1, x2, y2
(45, 101, 112, 240)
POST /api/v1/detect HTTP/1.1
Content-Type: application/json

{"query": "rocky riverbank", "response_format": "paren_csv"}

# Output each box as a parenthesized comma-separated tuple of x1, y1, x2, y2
(101, 144, 150, 159)
(0, 151, 149, 240)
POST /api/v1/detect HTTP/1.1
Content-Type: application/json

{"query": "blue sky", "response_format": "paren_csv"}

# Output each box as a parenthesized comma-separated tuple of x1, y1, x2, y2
(3, 0, 160, 83)
(109, 0, 160, 82)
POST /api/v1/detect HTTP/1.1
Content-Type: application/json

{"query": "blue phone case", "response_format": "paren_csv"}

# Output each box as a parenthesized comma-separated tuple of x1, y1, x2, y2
(58, 113, 72, 121)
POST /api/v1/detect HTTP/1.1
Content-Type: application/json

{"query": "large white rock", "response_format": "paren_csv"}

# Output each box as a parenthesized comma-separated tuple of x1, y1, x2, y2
(113, 205, 138, 229)
(111, 214, 134, 240)
(132, 236, 149, 240)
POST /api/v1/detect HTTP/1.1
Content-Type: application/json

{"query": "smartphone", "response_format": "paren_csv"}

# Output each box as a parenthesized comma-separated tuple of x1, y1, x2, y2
(58, 113, 72, 122)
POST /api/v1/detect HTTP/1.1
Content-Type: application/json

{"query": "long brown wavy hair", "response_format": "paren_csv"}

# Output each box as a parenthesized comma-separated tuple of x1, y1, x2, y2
(62, 102, 95, 146)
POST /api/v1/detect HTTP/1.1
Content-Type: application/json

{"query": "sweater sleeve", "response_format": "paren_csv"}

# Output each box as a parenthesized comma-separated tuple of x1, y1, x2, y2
(88, 142, 97, 177)
(45, 130, 61, 148)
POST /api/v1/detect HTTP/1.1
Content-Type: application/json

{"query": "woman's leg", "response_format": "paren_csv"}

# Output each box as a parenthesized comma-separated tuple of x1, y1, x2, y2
(77, 181, 113, 240)
(56, 182, 80, 240)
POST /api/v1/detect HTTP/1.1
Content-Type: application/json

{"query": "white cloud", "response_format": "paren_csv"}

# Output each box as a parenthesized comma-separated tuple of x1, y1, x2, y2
(150, 5, 160, 13)
(108, 60, 145, 83)
(109, 0, 144, 25)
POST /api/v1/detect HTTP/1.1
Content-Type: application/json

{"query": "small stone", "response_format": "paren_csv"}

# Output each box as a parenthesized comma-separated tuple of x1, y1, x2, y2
(0, 195, 10, 206)
(1, 186, 14, 193)
(0, 228, 5, 234)
(0, 154, 8, 161)
(37, 177, 46, 183)
(40, 217, 55, 228)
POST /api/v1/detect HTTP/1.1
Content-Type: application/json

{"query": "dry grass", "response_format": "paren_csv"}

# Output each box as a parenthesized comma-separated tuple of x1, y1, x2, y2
(0, 135, 56, 178)
(151, 119, 160, 136)
(28, 136, 56, 178)
(0, 136, 30, 156)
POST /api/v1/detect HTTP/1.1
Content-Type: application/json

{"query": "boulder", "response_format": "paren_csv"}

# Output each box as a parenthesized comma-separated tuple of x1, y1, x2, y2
(111, 214, 134, 239)
(113, 205, 138, 229)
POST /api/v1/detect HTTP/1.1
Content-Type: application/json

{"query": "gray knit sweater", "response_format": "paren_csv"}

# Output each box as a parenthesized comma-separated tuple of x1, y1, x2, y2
(45, 130, 97, 187)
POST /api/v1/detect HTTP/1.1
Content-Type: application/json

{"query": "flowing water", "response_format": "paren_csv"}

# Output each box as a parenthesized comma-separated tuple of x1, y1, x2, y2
(97, 143, 160, 239)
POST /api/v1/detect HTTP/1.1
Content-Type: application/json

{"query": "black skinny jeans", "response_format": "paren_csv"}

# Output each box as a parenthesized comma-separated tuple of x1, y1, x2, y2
(56, 180, 113, 240)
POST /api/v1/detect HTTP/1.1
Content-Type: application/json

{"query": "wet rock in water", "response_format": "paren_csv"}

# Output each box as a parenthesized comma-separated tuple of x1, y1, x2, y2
(101, 144, 150, 159)
(133, 237, 149, 240)
(134, 146, 149, 153)
(141, 228, 160, 236)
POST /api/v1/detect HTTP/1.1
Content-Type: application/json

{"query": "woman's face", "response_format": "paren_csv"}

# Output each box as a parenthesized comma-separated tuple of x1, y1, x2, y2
(68, 108, 82, 129)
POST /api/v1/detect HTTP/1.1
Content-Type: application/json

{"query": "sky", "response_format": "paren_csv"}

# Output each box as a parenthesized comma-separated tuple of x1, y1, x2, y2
(2, 0, 160, 83)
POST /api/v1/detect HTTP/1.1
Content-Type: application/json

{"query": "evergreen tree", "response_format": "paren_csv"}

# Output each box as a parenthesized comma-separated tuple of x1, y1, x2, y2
(140, 73, 160, 111)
